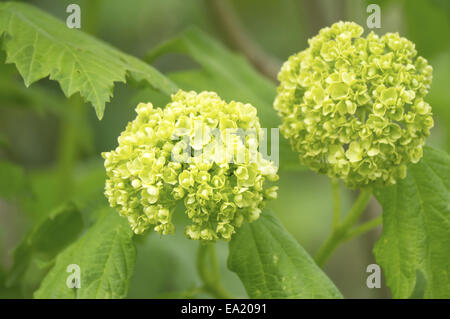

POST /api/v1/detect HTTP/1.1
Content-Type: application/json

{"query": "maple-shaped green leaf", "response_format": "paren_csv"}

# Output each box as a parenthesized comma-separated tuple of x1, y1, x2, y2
(0, 2, 177, 119)
(374, 146, 450, 298)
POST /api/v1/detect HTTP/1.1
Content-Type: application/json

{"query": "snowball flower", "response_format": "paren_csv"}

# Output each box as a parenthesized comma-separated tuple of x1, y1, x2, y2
(275, 21, 433, 187)
(103, 90, 278, 241)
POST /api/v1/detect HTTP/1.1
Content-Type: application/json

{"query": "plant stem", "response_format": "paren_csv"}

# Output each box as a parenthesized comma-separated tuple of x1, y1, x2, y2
(331, 178, 341, 231)
(57, 96, 82, 200)
(342, 215, 382, 241)
(196, 243, 233, 299)
(315, 187, 372, 267)
(339, 187, 373, 231)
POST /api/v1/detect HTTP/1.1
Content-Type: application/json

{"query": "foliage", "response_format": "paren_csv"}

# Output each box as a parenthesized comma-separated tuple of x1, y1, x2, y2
(34, 210, 136, 299)
(0, 1, 448, 300)
(228, 210, 342, 298)
(6, 203, 83, 291)
(374, 146, 450, 298)
(0, 2, 177, 119)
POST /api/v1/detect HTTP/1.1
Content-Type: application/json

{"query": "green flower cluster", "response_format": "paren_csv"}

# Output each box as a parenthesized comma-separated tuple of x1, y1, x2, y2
(275, 21, 433, 187)
(103, 90, 278, 241)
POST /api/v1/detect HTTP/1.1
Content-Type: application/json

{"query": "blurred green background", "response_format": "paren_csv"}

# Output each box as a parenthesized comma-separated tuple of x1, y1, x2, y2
(0, 0, 449, 298)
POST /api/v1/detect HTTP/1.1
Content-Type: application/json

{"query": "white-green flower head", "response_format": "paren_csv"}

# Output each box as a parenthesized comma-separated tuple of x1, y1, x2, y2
(275, 21, 433, 187)
(103, 90, 278, 241)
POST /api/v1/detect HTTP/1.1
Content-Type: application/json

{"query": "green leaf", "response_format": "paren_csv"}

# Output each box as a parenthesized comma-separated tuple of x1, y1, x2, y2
(28, 203, 84, 255)
(145, 28, 302, 171)
(0, 160, 28, 200)
(227, 210, 342, 298)
(6, 203, 83, 288)
(0, 2, 177, 119)
(374, 146, 450, 298)
(34, 210, 136, 299)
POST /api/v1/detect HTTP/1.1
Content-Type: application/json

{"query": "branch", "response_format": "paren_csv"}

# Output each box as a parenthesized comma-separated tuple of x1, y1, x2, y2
(314, 187, 373, 267)
(301, 0, 328, 38)
(204, 0, 281, 82)
(342, 215, 382, 241)
(196, 243, 234, 299)
(331, 178, 341, 231)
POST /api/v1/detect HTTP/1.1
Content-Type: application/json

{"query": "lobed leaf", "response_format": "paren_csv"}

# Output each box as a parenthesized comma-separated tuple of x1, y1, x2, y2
(0, 2, 177, 119)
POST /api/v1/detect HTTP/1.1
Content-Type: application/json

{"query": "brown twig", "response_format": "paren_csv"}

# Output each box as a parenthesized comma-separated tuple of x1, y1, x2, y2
(302, 0, 328, 38)
(204, 0, 281, 82)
